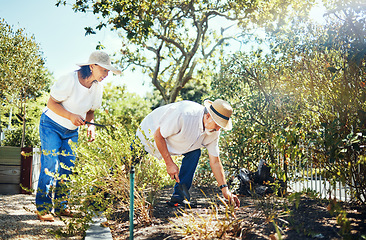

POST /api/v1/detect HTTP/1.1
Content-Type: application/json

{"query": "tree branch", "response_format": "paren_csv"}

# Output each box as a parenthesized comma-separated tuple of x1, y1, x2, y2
(151, 40, 168, 102)
(158, 35, 187, 56)
(203, 36, 233, 59)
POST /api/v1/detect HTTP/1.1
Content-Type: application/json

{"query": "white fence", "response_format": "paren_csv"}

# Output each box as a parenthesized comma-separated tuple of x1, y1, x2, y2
(288, 178, 352, 202)
(31, 148, 41, 192)
(284, 157, 363, 202)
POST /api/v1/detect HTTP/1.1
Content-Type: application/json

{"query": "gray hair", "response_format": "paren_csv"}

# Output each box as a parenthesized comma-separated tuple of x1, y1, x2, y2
(204, 107, 209, 115)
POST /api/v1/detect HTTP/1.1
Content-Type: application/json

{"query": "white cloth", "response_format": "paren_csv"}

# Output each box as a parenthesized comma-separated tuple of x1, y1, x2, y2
(136, 100, 220, 159)
(44, 71, 103, 130)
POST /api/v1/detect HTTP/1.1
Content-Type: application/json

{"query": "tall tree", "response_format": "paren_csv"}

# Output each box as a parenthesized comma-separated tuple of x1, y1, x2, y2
(0, 19, 50, 147)
(57, 0, 314, 104)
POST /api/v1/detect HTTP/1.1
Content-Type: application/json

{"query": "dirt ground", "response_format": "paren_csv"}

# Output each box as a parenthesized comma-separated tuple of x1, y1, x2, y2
(0, 194, 82, 240)
(1, 185, 365, 240)
(108, 185, 366, 240)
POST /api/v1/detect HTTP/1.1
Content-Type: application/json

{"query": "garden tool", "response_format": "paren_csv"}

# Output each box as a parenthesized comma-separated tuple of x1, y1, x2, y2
(166, 176, 191, 207)
(84, 121, 106, 127)
(175, 176, 190, 202)
(84, 120, 115, 129)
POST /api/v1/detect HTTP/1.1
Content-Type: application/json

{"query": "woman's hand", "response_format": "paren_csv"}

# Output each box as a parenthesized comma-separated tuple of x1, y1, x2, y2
(87, 124, 96, 142)
(69, 113, 85, 126)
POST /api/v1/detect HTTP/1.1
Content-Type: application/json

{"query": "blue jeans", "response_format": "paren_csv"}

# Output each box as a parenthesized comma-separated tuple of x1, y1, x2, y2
(172, 149, 201, 201)
(36, 113, 78, 213)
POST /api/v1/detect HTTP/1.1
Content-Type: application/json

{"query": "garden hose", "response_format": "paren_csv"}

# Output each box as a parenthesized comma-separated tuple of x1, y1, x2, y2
(130, 165, 135, 240)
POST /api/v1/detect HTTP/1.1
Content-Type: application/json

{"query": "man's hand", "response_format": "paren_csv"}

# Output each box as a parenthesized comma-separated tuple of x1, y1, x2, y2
(208, 154, 240, 208)
(222, 187, 240, 208)
(154, 127, 181, 182)
(166, 161, 180, 182)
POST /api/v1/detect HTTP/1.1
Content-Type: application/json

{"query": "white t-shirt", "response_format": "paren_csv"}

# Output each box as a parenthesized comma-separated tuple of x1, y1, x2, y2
(44, 71, 103, 130)
(136, 100, 220, 159)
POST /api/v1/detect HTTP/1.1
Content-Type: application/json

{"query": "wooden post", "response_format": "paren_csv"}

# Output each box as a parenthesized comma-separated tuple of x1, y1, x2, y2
(20, 147, 33, 194)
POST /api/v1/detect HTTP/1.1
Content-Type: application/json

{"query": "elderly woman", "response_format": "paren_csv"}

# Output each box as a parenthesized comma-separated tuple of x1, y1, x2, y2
(36, 51, 121, 221)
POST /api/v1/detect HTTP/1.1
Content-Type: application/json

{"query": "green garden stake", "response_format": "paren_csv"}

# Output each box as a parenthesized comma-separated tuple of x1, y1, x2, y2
(129, 165, 135, 240)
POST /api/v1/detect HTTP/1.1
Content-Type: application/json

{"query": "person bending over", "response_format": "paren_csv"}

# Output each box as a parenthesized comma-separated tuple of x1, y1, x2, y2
(136, 99, 240, 207)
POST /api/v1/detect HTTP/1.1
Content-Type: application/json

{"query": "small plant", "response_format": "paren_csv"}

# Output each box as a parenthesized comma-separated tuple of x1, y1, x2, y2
(287, 192, 302, 209)
(173, 191, 256, 239)
(302, 188, 320, 199)
(255, 193, 291, 225)
(271, 221, 283, 240)
(326, 198, 352, 237)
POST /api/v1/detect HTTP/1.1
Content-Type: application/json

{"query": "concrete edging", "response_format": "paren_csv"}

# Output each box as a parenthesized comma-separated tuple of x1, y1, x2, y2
(84, 214, 113, 240)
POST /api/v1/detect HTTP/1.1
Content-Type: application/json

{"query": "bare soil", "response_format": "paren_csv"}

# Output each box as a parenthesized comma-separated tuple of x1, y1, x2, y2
(108, 185, 366, 240)
(1, 186, 365, 240)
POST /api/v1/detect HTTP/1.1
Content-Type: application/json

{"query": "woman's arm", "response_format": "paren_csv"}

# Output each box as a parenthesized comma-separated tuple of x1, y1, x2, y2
(47, 97, 85, 126)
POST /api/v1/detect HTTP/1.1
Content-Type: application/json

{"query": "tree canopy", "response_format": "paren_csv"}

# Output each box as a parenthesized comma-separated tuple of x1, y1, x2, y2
(56, 0, 314, 104)
(0, 18, 50, 147)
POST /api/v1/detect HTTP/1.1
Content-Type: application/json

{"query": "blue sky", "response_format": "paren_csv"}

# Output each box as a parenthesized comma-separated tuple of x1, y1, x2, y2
(0, 0, 151, 96)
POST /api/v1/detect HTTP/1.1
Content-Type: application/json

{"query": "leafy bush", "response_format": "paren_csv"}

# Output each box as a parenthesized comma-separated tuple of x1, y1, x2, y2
(51, 119, 176, 235)
(2, 126, 40, 147)
(97, 83, 152, 126)
(211, 7, 366, 203)
(211, 50, 304, 184)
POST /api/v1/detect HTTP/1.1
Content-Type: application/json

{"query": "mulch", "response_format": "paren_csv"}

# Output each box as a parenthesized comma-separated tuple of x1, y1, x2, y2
(108, 185, 366, 240)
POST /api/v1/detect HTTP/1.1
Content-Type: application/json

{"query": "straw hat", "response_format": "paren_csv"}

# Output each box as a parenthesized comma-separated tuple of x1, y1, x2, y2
(77, 51, 122, 75)
(204, 99, 233, 130)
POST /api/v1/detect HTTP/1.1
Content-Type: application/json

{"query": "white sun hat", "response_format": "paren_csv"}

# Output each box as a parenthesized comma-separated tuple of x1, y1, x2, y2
(77, 51, 122, 75)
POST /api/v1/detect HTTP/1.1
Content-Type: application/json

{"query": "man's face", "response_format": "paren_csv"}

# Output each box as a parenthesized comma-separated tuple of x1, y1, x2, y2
(204, 114, 221, 134)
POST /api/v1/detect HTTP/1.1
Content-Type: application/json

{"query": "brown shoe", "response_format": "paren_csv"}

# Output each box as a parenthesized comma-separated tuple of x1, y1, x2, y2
(59, 209, 73, 217)
(37, 212, 55, 222)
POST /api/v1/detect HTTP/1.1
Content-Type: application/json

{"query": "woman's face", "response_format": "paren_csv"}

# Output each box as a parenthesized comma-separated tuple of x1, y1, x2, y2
(90, 64, 110, 82)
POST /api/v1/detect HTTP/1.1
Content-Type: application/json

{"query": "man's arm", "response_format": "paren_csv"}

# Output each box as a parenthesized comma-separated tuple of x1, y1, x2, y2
(154, 127, 180, 182)
(209, 154, 240, 207)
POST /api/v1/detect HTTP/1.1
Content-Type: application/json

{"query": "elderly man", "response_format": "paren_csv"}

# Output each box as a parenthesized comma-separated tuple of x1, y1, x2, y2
(136, 99, 240, 207)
